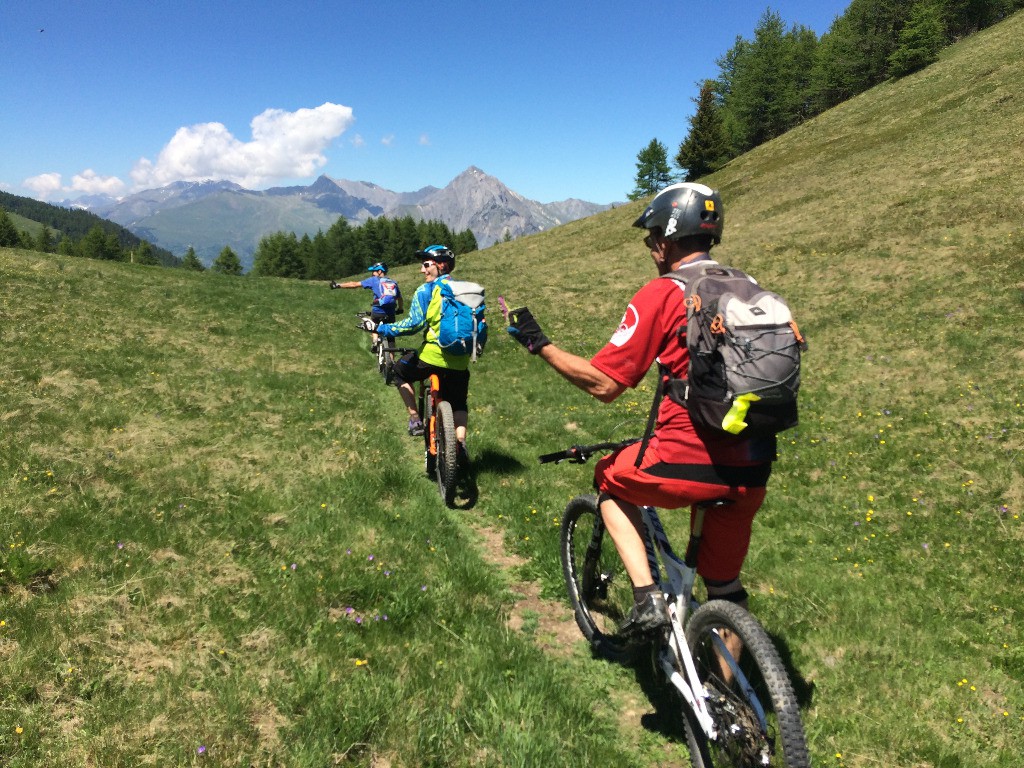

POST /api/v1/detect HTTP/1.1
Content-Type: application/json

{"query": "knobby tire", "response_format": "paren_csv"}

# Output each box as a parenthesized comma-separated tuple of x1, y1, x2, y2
(559, 494, 640, 663)
(435, 400, 458, 507)
(379, 346, 396, 385)
(684, 600, 810, 768)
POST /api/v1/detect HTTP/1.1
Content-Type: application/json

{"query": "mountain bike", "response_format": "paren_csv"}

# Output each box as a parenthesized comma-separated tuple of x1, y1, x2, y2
(356, 312, 399, 385)
(355, 322, 459, 506)
(540, 439, 810, 768)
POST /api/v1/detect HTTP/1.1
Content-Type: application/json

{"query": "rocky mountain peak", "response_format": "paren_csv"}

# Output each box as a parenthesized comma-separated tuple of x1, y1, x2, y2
(60, 166, 615, 259)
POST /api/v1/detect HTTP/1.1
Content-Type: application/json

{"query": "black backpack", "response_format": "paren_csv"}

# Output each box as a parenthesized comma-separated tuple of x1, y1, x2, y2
(658, 262, 807, 438)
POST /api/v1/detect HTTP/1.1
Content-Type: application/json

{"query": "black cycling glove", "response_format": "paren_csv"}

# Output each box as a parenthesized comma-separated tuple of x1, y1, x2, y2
(507, 306, 551, 355)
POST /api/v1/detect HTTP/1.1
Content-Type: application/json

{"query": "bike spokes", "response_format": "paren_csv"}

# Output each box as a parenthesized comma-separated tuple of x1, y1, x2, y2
(560, 496, 638, 662)
(686, 602, 809, 768)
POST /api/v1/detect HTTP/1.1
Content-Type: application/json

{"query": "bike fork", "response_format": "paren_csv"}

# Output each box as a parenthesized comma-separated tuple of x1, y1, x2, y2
(425, 375, 441, 458)
(662, 615, 718, 740)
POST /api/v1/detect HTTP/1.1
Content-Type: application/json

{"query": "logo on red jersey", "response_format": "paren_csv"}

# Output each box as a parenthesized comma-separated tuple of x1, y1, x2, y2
(609, 304, 640, 347)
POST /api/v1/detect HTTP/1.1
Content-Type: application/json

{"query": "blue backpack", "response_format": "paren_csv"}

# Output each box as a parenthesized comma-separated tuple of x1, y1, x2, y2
(436, 279, 487, 361)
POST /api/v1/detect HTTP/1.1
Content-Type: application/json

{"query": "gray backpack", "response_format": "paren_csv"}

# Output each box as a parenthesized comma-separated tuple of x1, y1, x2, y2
(661, 263, 807, 437)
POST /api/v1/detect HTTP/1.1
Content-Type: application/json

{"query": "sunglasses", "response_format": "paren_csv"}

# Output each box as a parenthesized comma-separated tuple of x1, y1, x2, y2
(644, 233, 660, 250)
(421, 260, 437, 269)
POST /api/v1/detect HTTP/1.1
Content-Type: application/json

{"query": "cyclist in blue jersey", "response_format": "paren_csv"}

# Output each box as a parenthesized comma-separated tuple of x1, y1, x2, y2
(332, 262, 403, 349)
(376, 245, 470, 466)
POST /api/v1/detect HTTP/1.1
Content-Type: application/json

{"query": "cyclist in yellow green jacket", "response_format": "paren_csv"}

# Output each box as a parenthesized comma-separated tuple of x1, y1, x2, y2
(376, 245, 470, 466)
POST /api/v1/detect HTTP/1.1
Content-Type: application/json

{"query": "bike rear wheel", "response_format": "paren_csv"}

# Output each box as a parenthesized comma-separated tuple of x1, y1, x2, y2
(684, 600, 809, 768)
(434, 400, 458, 506)
(560, 494, 640, 663)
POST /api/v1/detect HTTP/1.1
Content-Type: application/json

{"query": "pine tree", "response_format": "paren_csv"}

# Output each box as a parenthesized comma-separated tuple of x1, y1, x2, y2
(133, 240, 160, 266)
(676, 81, 731, 181)
(251, 232, 303, 277)
(888, 1, 945, 77)
(0, 209, 21, 247)
(454, 229, 478, 254)
(628, 139, 674, 201)
(35, 225, 55, 253)
(79, 225, 111, 260)
(723, 9, 807, 152)
(104, 233, 124, 261)
(211, 246, 243, 275)
(181, 247, 206, 271)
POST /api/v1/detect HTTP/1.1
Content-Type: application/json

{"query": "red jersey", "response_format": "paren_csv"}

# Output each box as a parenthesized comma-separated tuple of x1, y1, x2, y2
(591, 271, 775, 467)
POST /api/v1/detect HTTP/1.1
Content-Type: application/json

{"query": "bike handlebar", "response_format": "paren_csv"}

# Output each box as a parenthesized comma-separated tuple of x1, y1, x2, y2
(537, 438, 641, 465)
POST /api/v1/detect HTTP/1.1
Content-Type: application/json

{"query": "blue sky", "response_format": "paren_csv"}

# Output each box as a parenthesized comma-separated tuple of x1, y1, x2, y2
(1, 1, 850, 206)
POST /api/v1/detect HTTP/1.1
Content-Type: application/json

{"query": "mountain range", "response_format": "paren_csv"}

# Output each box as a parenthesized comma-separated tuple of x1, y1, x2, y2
(66, 167, 615, 267)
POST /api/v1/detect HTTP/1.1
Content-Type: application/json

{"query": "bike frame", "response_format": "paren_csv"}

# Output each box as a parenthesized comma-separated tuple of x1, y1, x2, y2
(420, 373, 442, 458)
(638, 503, 770, 742)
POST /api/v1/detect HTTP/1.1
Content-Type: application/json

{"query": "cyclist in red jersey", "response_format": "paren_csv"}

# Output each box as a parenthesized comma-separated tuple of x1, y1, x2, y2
(508, 183, 774, 638)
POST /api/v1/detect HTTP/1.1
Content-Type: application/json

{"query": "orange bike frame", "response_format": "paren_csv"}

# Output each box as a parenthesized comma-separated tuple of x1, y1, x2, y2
(425, 373, 442, 457)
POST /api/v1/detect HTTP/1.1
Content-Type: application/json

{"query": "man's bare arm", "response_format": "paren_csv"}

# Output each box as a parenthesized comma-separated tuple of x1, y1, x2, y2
(537, 344, 626, 403)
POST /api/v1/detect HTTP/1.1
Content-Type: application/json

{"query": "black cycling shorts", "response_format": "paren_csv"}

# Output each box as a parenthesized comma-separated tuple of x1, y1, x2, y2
(393, 352, 470, 412)
(370, 305, 396, 323)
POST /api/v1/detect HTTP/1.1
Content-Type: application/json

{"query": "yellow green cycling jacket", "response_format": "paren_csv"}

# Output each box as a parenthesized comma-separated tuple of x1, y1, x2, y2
(375, 275, 470, 370)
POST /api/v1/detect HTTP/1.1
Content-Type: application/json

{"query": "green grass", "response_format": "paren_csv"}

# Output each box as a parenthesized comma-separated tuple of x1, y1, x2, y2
(7, 212, 52, 241)
(3, 10, 1024, 767)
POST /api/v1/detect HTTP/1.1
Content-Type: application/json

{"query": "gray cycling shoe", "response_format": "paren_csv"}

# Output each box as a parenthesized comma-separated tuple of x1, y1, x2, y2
(619, 592, 670, 638)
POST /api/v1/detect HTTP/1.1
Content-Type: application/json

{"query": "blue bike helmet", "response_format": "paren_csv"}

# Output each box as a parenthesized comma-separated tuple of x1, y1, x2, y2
(416, 244, 455, 272)
(367, 262, 388, 273)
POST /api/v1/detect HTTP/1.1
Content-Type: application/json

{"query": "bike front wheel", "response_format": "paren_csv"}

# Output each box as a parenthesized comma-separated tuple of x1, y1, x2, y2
(379, 346, 396, 385)
(434, 400, 458, 507)
(560, 494, 639, 663)
(684, 600, 809, 768)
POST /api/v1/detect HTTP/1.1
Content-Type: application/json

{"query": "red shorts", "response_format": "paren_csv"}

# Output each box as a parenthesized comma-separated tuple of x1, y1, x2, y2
(594, 439, 769, 582)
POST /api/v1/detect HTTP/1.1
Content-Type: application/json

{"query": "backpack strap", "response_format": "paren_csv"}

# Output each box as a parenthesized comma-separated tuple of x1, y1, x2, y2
(634, 367, 668, 469)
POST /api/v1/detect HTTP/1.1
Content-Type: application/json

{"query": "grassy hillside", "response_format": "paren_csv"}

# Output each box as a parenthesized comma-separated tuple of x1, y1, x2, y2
(7, 212, 54, 241)
(2, 11, 1023, 767)
(1, 190, 178, 265)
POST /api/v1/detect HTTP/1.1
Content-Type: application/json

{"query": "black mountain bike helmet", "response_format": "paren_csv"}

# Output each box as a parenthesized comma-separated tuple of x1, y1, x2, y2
(632, 182, 724, 244)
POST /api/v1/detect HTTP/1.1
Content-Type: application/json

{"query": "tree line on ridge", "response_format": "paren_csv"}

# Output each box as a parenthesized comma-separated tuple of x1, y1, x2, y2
(249, 216, 479, 280)
(631, 0, 1024, 196)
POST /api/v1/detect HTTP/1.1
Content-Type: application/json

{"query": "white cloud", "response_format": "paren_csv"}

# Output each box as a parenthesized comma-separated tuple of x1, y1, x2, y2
(418, 134, 431, 146)
(381, 134, 395, 147)
(23, 172, 64, 200)
(350, 133, 366, 148)
(70, 169, 126, 197)
(22, 170, 125, 201)
(130, 102, 355, 189)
